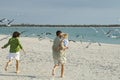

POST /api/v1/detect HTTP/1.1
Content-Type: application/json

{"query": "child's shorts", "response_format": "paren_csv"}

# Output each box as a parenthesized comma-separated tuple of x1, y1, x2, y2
(7, 52, 20, 60)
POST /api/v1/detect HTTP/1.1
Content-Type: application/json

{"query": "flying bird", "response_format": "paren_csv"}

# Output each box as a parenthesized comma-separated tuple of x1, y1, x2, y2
(90, 27, 99, 33)
(101, 28, 114, 37)
(114, 29, 120, 33)
(106, 30, 113, 35)
(69, 40, 76, 42)
(6, 19, 14, 26)
(0, 18, 7, 23)
(76, 35, 80, 38)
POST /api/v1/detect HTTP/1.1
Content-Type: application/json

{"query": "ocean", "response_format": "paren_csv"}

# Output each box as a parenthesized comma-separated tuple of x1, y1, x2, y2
(0, 26, 120, 44)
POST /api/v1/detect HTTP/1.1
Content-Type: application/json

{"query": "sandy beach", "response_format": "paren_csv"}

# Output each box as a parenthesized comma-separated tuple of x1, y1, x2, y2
(0, 35, 120, 80)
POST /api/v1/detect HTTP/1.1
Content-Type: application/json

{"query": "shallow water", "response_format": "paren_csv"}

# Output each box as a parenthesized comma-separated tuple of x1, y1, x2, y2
(0, 26, 120, 44)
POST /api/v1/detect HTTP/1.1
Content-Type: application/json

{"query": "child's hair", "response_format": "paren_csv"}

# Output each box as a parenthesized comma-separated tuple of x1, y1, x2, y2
(12, 31, 21, 38)
(62, 33, 68, 39)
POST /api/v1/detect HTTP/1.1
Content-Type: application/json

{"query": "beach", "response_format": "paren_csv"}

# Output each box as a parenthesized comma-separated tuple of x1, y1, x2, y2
(0, 35, 120, 80)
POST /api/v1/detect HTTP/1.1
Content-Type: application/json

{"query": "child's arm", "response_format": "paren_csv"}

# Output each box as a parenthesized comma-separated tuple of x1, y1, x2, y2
(17, 39, 26, 54)
(18, 39, 23, 50)
(22, 49, 26, 54)
(1, 39, 10, 49)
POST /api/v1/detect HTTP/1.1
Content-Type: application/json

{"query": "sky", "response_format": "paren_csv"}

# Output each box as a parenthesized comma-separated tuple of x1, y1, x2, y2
(0, 0, 120, 25)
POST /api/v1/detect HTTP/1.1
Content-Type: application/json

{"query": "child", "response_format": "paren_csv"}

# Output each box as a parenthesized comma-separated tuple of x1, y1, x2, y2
(60, 33, 69, 77)
(57, 33, 69, 51)
(1, 31, 25, 73)
(61, 33, 69, 50)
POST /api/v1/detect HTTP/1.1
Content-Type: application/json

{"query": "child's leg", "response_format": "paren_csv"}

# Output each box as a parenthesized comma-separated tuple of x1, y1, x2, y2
(5, 60, 12, 71)
(16, 60, 20, 73)
(52, 64, 59, 76)
(61, 64, 65, 78)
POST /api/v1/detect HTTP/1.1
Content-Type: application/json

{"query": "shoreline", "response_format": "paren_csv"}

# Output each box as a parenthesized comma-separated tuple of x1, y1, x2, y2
(0, 34, 119, 46)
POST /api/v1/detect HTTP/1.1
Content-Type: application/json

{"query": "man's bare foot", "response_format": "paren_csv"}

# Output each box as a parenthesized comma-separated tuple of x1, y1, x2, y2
(52, 69, 55, 76)
(61, 75, 64, 78)
(5, 67, 8, 71)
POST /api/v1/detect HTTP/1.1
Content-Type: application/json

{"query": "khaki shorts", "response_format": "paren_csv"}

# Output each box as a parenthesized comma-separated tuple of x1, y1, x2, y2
(53, 57, 66, 65)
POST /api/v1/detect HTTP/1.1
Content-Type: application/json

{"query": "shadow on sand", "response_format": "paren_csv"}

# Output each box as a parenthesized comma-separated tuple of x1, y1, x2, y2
(0, 73, 36, 78)
(0, 73, 52, 79)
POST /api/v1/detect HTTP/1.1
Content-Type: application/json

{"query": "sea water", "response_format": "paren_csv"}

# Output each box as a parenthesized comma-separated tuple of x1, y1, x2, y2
(0, 26, 120, 44)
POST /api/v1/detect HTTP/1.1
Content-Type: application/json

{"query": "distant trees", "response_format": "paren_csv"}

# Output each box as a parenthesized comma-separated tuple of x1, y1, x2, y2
(0, 24, 120, 27)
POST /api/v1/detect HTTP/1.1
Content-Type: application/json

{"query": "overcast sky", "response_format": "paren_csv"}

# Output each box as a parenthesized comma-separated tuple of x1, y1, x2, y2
(0, 0, 120, 24)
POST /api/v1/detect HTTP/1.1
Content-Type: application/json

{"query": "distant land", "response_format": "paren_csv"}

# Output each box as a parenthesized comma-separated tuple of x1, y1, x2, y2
(0, 24, 120, 27)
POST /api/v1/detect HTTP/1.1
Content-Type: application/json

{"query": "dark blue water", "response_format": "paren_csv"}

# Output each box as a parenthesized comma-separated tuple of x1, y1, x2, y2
(0, 26, 120, 44)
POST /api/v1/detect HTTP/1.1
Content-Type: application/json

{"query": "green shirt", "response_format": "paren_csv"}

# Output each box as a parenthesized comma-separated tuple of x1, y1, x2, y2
(3, 37, 23, 53)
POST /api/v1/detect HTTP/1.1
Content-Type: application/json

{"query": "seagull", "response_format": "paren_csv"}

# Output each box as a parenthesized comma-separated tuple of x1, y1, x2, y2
(85, 38, 102, 48)
(76, 34, 80, 38)
(46, 32, 52, 35)
(97, 42, 102, 46)
(106, 30, 113, 35)
(81, 35, 84, 39)
(90, 27, 98, 33)
(0, 18, 7, 23)
(79, 35, 85, 44)
(101, 28, 106, 34)
(80, 40, 83, 44)
(38, 36, 44, 41)
(37, 34, 41, 36)
(41, 33, 44, 35)
(101, 28, 114, 37)
(69, 40, 76, 42)
(6, 19, 14, 26)
(114, 29, 120, 33)
(109, 34, 120, 39)
(86, 42, 92, 48)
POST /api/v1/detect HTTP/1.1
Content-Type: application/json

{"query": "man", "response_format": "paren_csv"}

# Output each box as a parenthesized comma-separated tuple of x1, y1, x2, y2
(52, 30, 66, 78)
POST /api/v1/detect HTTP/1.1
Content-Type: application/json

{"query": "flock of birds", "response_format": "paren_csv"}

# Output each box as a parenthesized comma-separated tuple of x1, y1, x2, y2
(75, 27, 120, 48)
(91, 27, 120, 39)
(0, 18, 14, 26)
(0, 18, 120, 49)
(0, 27, 120, 48)
(21, 27, 120, 48)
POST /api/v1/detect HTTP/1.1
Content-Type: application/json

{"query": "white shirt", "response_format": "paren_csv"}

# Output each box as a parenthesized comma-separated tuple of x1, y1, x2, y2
(63, 39, 69, 47)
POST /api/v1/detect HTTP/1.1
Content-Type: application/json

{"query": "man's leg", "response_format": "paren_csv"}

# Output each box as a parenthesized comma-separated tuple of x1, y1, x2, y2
(52, 64, 59, 76)
(61, 64, 65, 78)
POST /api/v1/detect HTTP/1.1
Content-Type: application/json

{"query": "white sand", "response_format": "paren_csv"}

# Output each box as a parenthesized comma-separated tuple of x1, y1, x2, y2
(0, 35, 120, 80)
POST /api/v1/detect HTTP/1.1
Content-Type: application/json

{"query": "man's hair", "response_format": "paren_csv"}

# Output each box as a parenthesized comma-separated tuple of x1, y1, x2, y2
(12, 31, 21, 38)
(56, 30, 62, 36)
